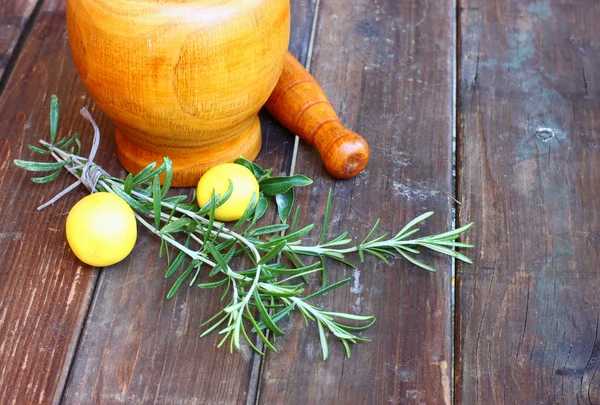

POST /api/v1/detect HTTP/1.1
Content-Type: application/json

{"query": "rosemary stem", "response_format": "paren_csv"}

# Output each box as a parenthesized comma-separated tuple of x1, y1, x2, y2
(40, 143, 263, 266)
(130, 209, 217, 269)
(100, 178, 262, 263)
(286, 245, 358, 256)
(42, 141, 264, 314)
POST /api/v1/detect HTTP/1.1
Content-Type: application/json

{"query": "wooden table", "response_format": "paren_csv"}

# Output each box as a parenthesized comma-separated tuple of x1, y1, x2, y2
(1, 0, 599, 403)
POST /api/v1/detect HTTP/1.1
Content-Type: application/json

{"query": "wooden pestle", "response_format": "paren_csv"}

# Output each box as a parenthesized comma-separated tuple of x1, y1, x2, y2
(265, 52, 370, 179)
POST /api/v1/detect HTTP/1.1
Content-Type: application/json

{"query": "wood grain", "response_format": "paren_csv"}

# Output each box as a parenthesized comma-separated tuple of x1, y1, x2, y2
(258, 0, 456, 403)
(0, 1, 128, 403)
(456, 0, 600, 403)
(61, 2, 318, 404)
(0, 0, 41, 82)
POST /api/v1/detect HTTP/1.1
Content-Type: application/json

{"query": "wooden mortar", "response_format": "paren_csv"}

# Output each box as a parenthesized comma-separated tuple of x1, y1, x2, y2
(66, 0, 290, 187)
(67, 0, 369, 186)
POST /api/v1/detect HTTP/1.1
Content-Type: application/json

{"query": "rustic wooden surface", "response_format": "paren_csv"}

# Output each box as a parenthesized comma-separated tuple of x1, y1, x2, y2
(457, 0, 600, 403)
(0, 0, 599, 404)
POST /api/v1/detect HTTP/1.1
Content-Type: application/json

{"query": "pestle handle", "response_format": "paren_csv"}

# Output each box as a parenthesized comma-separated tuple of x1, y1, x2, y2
(265, 52, 370, 179)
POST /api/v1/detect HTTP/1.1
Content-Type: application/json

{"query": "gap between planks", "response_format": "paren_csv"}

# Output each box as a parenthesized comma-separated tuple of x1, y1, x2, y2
(450, 1, 460, 404)
(287, 0, 320, 178)
(453, 1, 469, 404)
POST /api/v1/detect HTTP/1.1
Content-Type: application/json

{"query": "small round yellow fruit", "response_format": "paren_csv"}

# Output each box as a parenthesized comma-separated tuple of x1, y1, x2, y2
(66, 192, 137, 267)
(197, 163, 259, 222)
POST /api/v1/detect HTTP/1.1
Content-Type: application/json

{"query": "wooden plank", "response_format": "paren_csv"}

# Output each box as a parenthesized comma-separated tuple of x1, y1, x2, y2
(456, 0, 600, 403)
(0, 0, 42, 83)
(258, 0, 456, 404)
(0, 1, 131, 403)
(61, 2, 318, 404)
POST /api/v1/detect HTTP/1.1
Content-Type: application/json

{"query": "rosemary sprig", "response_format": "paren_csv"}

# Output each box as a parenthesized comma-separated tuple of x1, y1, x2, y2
(285, 191, 474, 272)
(14, 96, 474, 359)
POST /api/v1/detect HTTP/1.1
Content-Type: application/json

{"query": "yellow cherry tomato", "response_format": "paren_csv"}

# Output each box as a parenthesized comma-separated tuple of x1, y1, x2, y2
(66, 192, 137, 267)
(197, 163, 259, 222)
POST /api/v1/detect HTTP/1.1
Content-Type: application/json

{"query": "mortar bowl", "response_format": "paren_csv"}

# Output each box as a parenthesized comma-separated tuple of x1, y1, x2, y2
(67, 0, 290, 186)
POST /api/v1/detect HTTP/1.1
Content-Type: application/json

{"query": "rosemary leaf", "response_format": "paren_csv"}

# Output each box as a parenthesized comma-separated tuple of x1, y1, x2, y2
(319, 188, 333, 244)
(394, 211, 434, 239)
(30, 169, 62, 184)
(14, 159, 67, 172)
(250, 224, 289, 236)
(49, 95, 58, 144)
(253, 289, 285, 336)
(303, 278, 353, 301)
(166, 261, 195, 299)
(317, 321, 329, 360)
(28, 144, 51, 155)
(161, 157, 173, 197)
(153, 175, 161, 230)
(197, 278, 228, 289)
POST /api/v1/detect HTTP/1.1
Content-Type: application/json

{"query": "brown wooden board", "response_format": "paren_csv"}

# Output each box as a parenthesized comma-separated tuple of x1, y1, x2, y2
(61, 2, 318, 404)
(0, 0, 41, 83)
(456, 0, 600, 403)
(0, 1, 130, 403)
(258, 0, 457, 404)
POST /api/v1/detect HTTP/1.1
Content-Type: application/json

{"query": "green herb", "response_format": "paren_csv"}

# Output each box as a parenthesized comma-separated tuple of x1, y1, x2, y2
(14, 96, 474, 359)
